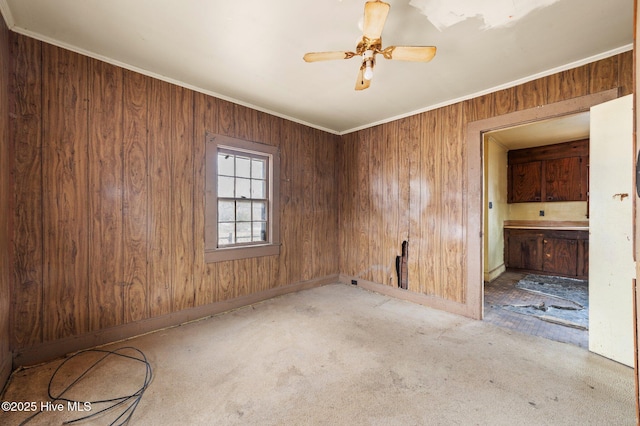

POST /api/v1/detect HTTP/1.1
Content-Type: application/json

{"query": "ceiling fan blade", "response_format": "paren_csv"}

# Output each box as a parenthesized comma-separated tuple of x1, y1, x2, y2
(303, 51, 356, 62)
(382, 46, 437, 62)
(355, 66, 371, 91)
(363, 1, 390, 40)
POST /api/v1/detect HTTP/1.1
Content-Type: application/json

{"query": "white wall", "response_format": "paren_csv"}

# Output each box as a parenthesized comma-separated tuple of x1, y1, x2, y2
(484, 136, 508, 282)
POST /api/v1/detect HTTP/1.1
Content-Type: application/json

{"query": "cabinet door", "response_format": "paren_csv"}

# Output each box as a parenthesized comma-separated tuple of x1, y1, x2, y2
(509, 161, 542, 203)
(577, 239, 589, 279)
(543, 237, 578, 276)
(545, 157, 584, 201)
(506, 231, 543, 270)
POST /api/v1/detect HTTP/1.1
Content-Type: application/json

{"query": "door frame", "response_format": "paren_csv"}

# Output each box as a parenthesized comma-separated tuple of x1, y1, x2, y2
(465, 88, 618, 320)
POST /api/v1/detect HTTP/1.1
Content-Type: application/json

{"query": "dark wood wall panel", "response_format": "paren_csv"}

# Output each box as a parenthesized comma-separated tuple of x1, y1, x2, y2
(0, 15, 13, 384)
(10, 34, 43, 348)
(11, 36, 340, 352)
(42, 46, 90, 342)
(122, 70, 149, 323)
(171, 85, 195, 311)
(147, 78, 173, 317)
(339, 51, 632, 306)
(88, 59, 124, 331)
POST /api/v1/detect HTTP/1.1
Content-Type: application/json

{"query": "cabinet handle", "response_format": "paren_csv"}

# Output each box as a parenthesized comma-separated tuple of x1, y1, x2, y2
(543, 239, 548, 243)
(545, 254, 551, 258)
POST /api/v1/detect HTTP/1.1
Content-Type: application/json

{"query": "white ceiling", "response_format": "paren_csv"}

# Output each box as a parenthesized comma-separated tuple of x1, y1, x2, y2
(486, 112, 591, 150)
(0, 0, 633, 135)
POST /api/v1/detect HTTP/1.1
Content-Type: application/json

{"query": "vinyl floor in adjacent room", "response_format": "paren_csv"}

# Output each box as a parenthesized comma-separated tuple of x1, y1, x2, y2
(1, 283, 633, 425)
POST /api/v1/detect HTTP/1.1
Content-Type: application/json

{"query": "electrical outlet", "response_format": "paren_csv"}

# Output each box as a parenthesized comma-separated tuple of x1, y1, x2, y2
(539, 210, 545, 216)
(351, 280, 357, 285)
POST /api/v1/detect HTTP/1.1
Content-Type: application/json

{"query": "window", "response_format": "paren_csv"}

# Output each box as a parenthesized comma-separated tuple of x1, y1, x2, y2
(205, 133, 280, 262)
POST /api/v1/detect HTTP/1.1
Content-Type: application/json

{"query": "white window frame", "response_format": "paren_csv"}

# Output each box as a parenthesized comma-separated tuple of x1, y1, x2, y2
(205, 133, 280, 262)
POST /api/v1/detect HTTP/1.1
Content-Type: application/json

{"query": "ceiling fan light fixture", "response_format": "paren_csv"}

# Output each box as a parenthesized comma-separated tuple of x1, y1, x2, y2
(363, 49, 374, 80)
(364, 62, 374, 80)
(302, 0, 436, 90)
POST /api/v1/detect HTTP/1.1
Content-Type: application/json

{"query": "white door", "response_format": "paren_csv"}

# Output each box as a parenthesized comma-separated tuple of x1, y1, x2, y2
(589, 94, 635, 367)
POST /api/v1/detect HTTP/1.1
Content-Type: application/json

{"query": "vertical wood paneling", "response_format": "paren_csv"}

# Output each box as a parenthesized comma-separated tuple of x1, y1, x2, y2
(338, 134, 354, 276)
(302, 127, 314, 281)
(147, 78, 173, 316)
(11, 34, 43, 347)
(465, 93, 494, 122)
(405, 114, 422, 291)
(494, 87, 516, 116)
(9, 34, 628, 352)
(0, 18, 13, 375)
(619, 51, 633, 96)
(355, 129, 371, 281)
(42, 46, 89, 341)
(439, 103, 466, 302)
(338, 51, 631, 306)
(88, 59, 124, 330)
(417, 110, 441, 294)
(383, 121, 401, 285)
(368, 127, 383, 283)
(193, 93, 215, 306)
(515, 78, 547, 111)
(589, 55, 619, 94)
(397, 118, 411, 247)
(171, 85, 195, 311)
(546, 65, 589, 104)
(122, 70, 149, 323)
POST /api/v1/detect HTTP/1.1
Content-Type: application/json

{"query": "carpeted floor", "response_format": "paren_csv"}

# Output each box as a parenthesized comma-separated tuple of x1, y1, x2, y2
(1, 283, 635, 425)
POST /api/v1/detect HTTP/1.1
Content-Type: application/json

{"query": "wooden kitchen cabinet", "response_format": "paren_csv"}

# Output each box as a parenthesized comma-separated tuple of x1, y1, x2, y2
(505, 229, 543, 271)
(509, 161, 542, 202)
(508, 140, 588, 203)
(543, 236, 578, 276)
(504, 228, 588, 279)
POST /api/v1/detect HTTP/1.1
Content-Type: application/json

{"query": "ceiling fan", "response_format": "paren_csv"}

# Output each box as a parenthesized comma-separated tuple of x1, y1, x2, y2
(303, 0, 436, 91)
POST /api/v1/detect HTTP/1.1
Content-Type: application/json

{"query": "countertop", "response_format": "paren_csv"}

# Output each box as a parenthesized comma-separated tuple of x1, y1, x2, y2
(503, 220, 589, 231)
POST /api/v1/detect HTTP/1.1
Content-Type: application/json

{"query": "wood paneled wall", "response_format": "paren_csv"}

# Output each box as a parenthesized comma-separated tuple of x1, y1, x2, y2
(0, 16, 13, 385)
(339, 51, 633, 309)
(10, 33, 340, 353)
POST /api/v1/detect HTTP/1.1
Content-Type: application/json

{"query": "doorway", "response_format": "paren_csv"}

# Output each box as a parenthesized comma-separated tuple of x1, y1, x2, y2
(465, 89, 619, 342)
(482, 113, 590, 347)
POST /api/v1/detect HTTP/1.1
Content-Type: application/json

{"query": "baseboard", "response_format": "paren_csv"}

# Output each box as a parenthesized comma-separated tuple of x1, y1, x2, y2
(338, 274, 473, 318)
(484, 264, 506, 282)
(13, 274, 339, 368)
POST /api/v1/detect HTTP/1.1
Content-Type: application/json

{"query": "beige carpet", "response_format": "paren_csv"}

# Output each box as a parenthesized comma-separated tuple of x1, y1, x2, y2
(1, 283, 635, 425)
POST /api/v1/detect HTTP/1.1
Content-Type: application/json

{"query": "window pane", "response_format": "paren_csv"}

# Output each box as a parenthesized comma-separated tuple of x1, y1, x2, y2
(218, 176, 235, 198)
(251, 179, 266, 199)
(236, 201, 251, 221)
(218, 200, 235, 222)
(253, 201, 267, 221)
(252, 158, 266, 179)
(236, 178, 251, 198)
(218, 222, 235, 246)
(236, 156, 251, 178)
(236, 222, 251, 243)
(218, 153, 235, 176)
(253, 222, 267, 242)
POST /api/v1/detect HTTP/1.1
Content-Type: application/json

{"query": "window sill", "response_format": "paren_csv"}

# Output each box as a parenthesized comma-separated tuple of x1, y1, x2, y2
(204, 243, 280, 263)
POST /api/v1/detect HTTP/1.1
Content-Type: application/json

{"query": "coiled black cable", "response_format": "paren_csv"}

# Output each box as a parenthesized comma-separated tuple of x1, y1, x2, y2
(19, 346, 152, 426)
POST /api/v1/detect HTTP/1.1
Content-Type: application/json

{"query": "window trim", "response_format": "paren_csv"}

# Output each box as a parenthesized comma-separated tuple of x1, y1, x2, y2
(205, 133, 280, 263)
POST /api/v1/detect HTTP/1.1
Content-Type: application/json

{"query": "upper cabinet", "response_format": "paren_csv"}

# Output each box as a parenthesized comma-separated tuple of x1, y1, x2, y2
(508, 139, 589, 203)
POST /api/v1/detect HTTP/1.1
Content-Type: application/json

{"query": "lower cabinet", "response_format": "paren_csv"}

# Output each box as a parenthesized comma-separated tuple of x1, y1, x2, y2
(504, 228, 588, 279)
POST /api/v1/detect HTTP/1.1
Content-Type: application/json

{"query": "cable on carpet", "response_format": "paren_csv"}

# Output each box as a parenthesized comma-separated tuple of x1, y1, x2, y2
(18, 346, 152, 426)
